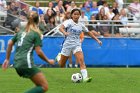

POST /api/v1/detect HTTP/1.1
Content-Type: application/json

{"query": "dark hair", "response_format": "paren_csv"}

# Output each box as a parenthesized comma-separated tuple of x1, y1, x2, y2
(48, 15, 55, 25)
(70, 8, 81, 18)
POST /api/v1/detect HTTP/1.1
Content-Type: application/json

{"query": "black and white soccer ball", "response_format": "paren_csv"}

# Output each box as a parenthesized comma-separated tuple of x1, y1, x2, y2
(71, 73, 83, 83)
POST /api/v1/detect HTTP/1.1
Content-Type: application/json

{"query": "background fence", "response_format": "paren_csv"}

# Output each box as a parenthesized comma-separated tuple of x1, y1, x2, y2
(1, 35, 140, 67)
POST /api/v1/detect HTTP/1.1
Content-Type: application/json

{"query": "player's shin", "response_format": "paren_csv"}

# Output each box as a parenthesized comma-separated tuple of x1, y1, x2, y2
(25, 86, 44, 93)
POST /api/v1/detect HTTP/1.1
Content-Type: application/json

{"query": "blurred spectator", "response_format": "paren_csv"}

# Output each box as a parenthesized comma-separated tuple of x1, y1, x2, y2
(63, 11, 71, 21)
(99, 1, 109, 15)
(44, 16, 56, 35)
(98, 15, 111, 37)
(115, 0, 124, 12)
(112, 2, 119, 15)
(84, 5, 93, 20)
(91, 1, 99, 16)
(4, 2, 19, 30)
(48, 1, 56, 16)
(96, 8, 105, 34)
(85, 0, 93, 8)
(96, 7, 105, 20)
(53, 0, 60, 8)
(111, 14, 122, 37)
(66, 1, 77, 12)
(119, 8, 128, 26)
(63, 0, 71, 11)
(6, 0, 15, 6)
(88, 15, 101, 37)
(18, 0, 27, 10)
(55, 11, 63, 26)
(78, 10, 88, 26)
(55, 0, 65, 18)
(20, 5, 30, 21)
(128, 0, 140, 19)
(14, 1, 21, 13)
(39, 15, 47, 34)
(0, 0, 7, 11)
(97, 0, 105, 6)
(44, 9, 54, 24)
(32, 1, 44, 15)
(80, 2, 86, 12)
(106, 6, 115, 20)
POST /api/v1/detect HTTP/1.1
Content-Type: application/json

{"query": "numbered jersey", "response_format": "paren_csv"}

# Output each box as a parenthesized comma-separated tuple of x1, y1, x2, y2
(12, 30, 42, 68)
(62, 19, 89, 48)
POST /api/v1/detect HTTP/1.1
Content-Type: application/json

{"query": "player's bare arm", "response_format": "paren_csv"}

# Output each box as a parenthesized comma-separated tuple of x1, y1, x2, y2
(2, 40, 14, 70)
(35, 46, 55, 65)
(87, 31, 102, 46)
(59, 25, 69, 36)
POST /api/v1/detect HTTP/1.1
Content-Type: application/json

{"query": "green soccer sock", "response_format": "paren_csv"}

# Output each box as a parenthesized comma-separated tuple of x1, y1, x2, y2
(25, 86, 44, 93)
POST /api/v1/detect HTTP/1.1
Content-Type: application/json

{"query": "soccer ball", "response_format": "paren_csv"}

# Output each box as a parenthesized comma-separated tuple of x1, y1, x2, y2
(71, 73, 83, 83)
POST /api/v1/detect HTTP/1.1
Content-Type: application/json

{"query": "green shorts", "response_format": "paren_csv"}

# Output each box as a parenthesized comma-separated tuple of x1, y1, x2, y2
(15, 67, 41, 78)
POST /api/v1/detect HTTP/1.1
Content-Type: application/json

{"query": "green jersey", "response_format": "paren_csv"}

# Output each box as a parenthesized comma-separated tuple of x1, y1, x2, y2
(12, 30, 42, 68)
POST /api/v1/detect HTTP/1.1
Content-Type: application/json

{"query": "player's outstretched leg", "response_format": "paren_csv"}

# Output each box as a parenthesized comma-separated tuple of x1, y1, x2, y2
(25, 72, 48, 93)
(55, 53, 69, 68)
(74, 51, 92, 83)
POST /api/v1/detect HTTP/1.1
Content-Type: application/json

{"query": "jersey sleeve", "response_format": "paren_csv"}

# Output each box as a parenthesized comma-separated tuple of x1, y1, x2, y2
(81, 24, 89, 32)
(11, 33, 18, 43)
(34, 32, 42, 47)
(62, 20, 70, 28)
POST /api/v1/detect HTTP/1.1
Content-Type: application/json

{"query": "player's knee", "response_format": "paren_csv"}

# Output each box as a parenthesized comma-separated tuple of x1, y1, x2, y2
(59, 61, 65, 68)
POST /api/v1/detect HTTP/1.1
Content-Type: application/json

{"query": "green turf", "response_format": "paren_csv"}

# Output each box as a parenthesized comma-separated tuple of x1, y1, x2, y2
(0, 68, 140, 93)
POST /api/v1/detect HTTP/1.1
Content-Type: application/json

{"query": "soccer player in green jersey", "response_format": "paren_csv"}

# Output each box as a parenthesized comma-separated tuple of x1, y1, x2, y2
(2, 12, 55, 93)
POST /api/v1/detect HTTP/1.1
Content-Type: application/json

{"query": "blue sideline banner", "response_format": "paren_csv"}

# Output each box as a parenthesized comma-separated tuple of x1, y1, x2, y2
(0, 36, 140, 66)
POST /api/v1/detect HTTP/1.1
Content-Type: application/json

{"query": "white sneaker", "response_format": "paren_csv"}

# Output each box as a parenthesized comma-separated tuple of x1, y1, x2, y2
(83, 77, 92, 83)
(75, 64, 78, 68)
(55, 53, 61, 62)
(69, 64, 72, 68)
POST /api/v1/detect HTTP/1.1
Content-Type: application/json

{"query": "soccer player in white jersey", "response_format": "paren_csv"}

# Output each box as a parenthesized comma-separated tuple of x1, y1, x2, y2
(56, 8, 102, 82)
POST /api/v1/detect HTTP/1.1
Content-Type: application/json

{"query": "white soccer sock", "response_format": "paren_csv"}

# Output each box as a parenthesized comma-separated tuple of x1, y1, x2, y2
(69, 64, 72, 68)
(81, 69, 88, 79)
(75, 64, 78, 68)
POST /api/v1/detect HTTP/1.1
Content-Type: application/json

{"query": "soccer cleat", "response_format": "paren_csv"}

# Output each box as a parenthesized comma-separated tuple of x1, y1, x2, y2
(55, 53, 61, 62)
(83, 77, 92, 83)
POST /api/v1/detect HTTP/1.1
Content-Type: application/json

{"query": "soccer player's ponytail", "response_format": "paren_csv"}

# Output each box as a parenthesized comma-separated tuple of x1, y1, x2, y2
(25, 11, 42, 37)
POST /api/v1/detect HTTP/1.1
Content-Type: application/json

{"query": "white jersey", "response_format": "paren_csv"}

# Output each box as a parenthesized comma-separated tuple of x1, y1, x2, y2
(62, 19, 88, 48)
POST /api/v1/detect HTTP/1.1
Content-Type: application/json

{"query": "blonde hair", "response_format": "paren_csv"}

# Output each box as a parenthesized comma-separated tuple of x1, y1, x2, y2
(25, 11, 42, 37)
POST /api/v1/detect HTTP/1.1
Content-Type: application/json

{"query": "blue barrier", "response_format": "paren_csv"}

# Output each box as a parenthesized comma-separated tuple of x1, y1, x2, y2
(0, 36, 140, 66)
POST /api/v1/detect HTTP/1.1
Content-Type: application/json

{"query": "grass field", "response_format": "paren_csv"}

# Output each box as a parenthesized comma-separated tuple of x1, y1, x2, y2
(0, 68, 140, 93)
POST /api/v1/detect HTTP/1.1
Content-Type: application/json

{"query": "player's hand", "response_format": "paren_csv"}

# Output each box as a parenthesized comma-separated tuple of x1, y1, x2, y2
(64, 32, 70, 36)
(48, 59, 55, 65)
(80, 38, 84, 43)
(2, 59, 9, 71)
(97, 40, 102, 46)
